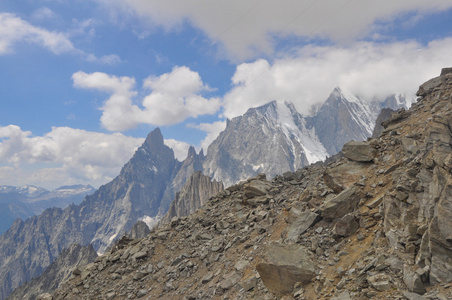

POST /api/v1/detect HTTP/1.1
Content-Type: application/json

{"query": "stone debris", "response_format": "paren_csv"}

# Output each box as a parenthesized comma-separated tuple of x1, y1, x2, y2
(49, 69, 452, 300)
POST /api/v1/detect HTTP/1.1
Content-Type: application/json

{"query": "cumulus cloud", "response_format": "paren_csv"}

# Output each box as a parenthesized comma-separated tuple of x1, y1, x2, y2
(73, 66, 221, 131)
(94, 0, 452, 59)
(222, 38, 452, 118)
(0, 125, 144, 189)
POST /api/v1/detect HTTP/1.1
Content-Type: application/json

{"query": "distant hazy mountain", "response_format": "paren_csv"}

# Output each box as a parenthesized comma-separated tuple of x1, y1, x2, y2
(0, 185, 95, 235)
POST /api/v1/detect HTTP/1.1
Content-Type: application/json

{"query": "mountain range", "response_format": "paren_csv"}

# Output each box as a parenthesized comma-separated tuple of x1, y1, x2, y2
(45, 68, 452, 299)
(0, 86, 410, 299)
(0, 185, 95, 235)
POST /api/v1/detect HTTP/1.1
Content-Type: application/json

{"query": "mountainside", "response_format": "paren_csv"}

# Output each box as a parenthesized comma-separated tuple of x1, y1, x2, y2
(204, 91, 409, 188)
(0, 185, 95, 235)
(306, 87, 409, 155)
(203, 100, 329, 187)
(0, 128, 202, 299)
(8, 244, 97, 300)
(50, 68, 452, 300)
(160, 171, 224, 225)
(0, 87, 412, 299)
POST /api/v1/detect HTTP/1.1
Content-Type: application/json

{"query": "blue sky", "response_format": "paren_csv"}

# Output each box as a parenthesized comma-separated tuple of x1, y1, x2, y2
(1, 0, 452, 189)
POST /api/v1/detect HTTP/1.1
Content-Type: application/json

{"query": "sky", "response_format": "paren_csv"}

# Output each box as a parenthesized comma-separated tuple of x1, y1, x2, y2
(1, 0, 452, 189)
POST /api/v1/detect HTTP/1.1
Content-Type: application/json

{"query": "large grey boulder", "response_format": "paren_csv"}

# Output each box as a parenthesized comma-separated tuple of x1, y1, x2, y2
(319, 186, 364, 221)
(342, 140, 377, 162)
(256, 242, 315, 295)
(244, 179, 272, 199)
(286, 211, 320, 242)
(333, 213, 359, 237)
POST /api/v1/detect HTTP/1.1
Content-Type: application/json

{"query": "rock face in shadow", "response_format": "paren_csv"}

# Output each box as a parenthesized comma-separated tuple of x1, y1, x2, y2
(8, 243, 97, 300)
(127, 221, 150, 240)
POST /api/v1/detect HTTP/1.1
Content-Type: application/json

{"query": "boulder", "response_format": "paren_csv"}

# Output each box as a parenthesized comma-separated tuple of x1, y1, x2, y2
(286, 211, 320, 242)
(333, 213, 359, 237)
(256, 242, 315, 295)
(319, 186, 364, 221)
(244, 180, 272, 199)
(403, 265, 426, 295)
(342, 141, 377, 162)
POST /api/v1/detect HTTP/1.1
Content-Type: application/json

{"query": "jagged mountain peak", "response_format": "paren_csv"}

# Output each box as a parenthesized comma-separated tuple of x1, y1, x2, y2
(187, 145, 197, 158)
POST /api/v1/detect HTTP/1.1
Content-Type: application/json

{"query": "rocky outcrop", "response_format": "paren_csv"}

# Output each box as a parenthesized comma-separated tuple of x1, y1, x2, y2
(159, 171, 223, 224)
(127, 221, 150, 239)
(8, 244, 97, 300)
(372, 107, 396, 138)
(49, 69, 452, 300)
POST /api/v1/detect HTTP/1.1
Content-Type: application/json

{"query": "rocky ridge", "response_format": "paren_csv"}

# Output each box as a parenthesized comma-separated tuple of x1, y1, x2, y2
(160, 171, 224, 225)
(0, 185, 95, 235)
(49, 69, 452, 299)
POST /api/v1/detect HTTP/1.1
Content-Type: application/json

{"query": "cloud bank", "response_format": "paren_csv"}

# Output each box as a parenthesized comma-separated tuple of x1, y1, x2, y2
(73, 66, 221, 131)
(222, 38, 452, 118)
(0, 125, 144, 189)
(96, 0, 452, 60)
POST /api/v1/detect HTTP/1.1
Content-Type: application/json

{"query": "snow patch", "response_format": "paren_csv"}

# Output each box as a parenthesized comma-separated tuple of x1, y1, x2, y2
(275, 101, 328, 166)
(109, 233, 118, 242)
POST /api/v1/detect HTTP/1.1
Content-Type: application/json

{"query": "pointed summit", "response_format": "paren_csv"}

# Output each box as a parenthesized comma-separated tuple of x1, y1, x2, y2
(187, 146, 197, 158)
(143, 127, 164, 147)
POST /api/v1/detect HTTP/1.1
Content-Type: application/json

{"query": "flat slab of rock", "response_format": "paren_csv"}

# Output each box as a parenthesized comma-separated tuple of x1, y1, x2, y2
(256, 242, 315, 295)
(244, 180, 272, 199)
(342, 140, 377, 162)
(319, 186, 363, 221)
(286, 211, 320, 242)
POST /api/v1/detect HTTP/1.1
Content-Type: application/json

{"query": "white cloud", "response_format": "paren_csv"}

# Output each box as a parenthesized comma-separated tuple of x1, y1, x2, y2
(222, 38, 452, 118)
(164, 139, 191, 161)
(31, 7, 58, 21)
(0, 12, 120, 64)
(0, 12, 74, 54)
(0, 125, 144, 189)
(72, 66, 222, 131)
(188, 121, 226, 153)
(94, 0, 452, 60)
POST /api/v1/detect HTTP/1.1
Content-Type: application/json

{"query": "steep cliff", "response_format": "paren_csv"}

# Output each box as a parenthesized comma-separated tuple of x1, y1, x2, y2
(160, 171, 224, 224)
